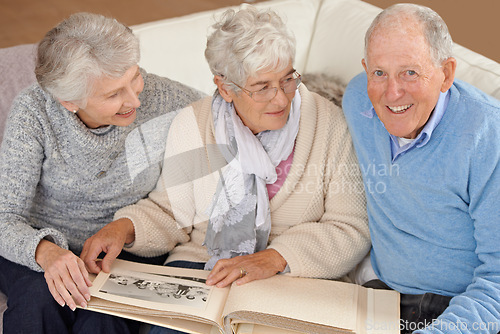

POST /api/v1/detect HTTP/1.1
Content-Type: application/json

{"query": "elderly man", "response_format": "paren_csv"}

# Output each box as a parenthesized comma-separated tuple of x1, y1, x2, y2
(343, 3, 500, 334)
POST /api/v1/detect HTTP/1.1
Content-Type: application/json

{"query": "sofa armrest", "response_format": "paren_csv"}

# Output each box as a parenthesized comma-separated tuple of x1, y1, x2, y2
(0, 44, 37, 144)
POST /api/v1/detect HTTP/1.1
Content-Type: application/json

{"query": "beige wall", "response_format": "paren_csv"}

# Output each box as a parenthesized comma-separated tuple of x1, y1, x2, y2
(363, 0, 500, 63)
(0, 0, 266, 49)
(0, 0, 498, 63)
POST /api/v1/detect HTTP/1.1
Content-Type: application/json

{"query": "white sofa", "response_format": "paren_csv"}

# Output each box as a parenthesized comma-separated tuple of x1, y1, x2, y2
(0, 0, 499, 331)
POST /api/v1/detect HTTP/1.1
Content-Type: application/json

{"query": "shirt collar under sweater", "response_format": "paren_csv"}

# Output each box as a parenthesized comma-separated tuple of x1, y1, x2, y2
(361, 90, 450, 162)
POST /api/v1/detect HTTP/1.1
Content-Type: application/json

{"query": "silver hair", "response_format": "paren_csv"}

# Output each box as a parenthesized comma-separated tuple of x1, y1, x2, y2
(205, 5, 296, 90)
(364, 3, 453, 66)
(35, 12, 140, 107)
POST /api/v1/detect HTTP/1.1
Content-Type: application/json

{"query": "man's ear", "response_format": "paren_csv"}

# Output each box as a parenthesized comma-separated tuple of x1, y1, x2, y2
(214, 76, 233, 103)
(59, 100, 80, 113)
(440, 57, 457, 93)
(362, 58, 368, 74)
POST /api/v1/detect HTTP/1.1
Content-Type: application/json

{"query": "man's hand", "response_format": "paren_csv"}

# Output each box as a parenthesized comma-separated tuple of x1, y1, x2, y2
(80, 218, 135, 274)
(35, 239, 92, 311)
(206, 249, 287, 288)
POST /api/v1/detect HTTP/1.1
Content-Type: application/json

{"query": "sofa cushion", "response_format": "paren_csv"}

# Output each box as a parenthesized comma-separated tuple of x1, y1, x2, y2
(453, 44, 500, 99)
(131, 0, 321, 95)
(0, 44, 37, 144)
(305, 0, 382, 85)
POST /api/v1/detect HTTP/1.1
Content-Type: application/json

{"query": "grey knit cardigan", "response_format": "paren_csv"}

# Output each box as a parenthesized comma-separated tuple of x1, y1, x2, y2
(0, 69, 204, 271)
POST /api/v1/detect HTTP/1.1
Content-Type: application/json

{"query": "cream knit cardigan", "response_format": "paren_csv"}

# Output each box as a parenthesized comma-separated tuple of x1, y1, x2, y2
(115, 85, 370, 279)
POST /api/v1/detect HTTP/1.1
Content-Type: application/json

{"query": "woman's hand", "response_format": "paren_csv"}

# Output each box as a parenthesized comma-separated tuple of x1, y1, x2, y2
(206, 249, 287, 288)
(80, 218, 135, 274)
(35, 239, 92, 311)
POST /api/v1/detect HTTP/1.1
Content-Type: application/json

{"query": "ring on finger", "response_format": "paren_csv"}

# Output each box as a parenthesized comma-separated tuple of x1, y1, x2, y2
(239, 267, 248, 278)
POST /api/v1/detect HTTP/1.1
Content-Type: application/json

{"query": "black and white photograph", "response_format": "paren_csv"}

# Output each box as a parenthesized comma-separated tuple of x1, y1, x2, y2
(99, 270, 210, 309)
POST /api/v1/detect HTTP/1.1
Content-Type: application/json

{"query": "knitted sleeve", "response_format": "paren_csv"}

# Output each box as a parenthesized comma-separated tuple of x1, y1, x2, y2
(417, 95, 500, 334)
(0, 89, 68, 271)
(142, 71, 205, 115)
(114, 104, 207, 257)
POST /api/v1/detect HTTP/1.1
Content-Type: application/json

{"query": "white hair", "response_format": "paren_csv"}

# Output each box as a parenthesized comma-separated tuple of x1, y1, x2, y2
(205, 5, 296, 90)
(35, 12, 140, 107)
(364, 3, 453, 66)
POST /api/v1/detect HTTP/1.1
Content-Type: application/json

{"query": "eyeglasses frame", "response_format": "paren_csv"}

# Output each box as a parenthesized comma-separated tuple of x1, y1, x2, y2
(229, 71, 302, 102)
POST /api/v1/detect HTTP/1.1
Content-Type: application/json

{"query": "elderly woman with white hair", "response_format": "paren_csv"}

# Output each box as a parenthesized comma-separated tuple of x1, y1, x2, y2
(82, 5, 371, 333)
(0, 12, 203, 334)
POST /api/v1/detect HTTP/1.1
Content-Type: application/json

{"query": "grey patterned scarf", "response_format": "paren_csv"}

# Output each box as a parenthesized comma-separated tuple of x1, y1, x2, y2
(203, 91, 301, 270)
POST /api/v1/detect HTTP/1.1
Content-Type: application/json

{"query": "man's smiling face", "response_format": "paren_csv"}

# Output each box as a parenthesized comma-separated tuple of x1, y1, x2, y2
(362, 16, 452, 139)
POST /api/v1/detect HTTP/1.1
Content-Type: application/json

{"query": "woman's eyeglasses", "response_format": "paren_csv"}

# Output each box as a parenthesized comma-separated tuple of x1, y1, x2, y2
(230, 71, 301, 102)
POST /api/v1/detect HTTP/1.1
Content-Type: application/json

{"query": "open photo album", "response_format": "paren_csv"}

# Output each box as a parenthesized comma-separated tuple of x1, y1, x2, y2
(85, 259, 400, 334)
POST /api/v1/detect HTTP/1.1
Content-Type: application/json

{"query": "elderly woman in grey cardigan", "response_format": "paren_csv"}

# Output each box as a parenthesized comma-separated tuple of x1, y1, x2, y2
(0, 12, 203, 334)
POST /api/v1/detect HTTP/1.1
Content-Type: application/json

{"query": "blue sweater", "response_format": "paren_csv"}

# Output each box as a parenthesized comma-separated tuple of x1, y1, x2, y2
(343, 72, 500, 333)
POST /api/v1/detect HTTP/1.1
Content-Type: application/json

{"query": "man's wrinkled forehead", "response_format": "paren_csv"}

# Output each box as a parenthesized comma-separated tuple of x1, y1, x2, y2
(365, 17, 430, 65)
